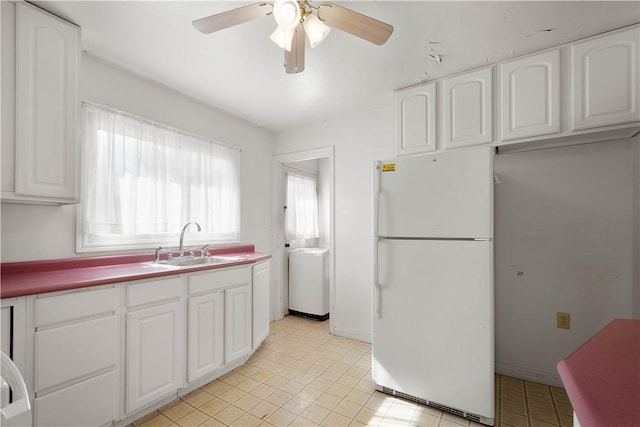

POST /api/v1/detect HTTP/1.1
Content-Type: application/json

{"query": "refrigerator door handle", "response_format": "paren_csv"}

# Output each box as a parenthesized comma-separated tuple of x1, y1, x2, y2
(373, 236, 381, 318)
(372, 161, 382, 318)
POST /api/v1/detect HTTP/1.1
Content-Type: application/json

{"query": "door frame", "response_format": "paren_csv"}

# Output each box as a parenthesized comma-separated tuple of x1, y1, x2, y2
(271, 147, 335, 333)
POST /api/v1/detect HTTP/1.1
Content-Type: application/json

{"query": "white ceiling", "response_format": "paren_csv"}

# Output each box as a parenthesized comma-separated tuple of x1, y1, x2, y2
(33, 1, 640, 132)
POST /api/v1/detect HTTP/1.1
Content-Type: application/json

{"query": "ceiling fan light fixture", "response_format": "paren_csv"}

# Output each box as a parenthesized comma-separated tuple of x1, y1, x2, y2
(273, 0, 301, 29)
(269, 25, 296, 51)
(303, 13, 331, 48)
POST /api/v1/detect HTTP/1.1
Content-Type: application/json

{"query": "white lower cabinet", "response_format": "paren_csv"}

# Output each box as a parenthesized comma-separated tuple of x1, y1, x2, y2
(187, 266, 252, 384)
(125, 277, 184, 414)
(35, 371, 116, 427)
(225, 285, 252, 363)
(13, 260, 268, 425)
(32, 286, 118, 427)
(252, 261, 270, 350)
(187, 292, 224, 383)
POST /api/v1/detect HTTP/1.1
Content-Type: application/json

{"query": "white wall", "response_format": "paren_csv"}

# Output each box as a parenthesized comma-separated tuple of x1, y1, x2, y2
(494, 139, 635, 385)
(275, 107, 395, 342)
(1, 54, 274, 262)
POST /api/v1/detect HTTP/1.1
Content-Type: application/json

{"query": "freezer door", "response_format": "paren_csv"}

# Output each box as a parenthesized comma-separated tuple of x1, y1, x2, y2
(372, 239, 494, 420)
(377, 146, 492, 239)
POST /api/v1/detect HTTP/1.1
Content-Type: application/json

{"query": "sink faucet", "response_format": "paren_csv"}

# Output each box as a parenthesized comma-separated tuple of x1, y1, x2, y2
(179, 222, 201, 256)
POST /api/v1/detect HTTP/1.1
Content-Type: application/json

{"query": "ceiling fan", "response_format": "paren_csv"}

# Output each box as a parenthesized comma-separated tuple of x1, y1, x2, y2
(192, 0, 394, 74)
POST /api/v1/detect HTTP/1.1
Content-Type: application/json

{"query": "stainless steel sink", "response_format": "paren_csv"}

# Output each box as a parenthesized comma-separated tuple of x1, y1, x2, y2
(157, 256, 243, 267)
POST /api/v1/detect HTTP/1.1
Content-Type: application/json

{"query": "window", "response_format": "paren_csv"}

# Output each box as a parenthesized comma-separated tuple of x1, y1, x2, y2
(285, 172, 319, 241)
(79, 102, 241, 251)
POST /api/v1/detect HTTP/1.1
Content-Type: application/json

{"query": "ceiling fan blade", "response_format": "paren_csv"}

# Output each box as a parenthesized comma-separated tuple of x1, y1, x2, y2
(317, 3, 393, 45)
(193, 2, 273, 34)
(285, 24, 305, 74)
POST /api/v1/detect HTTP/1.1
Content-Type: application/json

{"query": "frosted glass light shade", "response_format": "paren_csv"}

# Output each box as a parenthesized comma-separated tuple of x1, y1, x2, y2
(303, 13, 331, 48)
(273, 0, 301, 29)
(270, 25, 295, 51)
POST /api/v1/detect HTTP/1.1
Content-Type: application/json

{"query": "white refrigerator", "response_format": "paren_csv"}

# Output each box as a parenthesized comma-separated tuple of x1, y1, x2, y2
(372, 146, 494, 426)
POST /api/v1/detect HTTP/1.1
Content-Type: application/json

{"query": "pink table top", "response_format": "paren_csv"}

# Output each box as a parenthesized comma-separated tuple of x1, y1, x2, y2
(1, 245, 271, 298)
(557, 319, 640, 427)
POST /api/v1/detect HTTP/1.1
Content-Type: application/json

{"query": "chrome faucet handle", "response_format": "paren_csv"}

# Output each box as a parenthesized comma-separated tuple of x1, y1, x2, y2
(201, 244, 210, 258)
(155, 246, 166, 263)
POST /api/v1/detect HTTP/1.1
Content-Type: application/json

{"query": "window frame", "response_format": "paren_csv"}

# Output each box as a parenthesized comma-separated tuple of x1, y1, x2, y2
(76, 101, 242, 254)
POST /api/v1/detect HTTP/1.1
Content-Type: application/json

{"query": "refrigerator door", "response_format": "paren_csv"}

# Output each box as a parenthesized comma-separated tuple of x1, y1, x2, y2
(372, 239, 494, 421)
(377, 146, 492, 239)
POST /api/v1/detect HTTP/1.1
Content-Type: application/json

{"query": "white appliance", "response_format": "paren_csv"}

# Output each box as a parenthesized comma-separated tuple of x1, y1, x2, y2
(289, 248, 330, 320)
(372, 146, 494, 426)
(1, 352, 32, 427)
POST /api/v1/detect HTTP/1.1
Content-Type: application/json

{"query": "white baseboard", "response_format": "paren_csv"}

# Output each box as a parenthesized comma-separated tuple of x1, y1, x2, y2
(495, 362, 564, 388)
(332, 326, 371, 344)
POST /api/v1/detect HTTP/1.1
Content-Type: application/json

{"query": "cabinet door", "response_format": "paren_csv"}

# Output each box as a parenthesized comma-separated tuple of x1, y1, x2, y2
(501, 50, 561, 140)
(15, 2, 79, 201)
(34, 371, 116, 427)
(127, 301, 183, 413)
(395, 83, 437, 155)
(252, 261, 270, 350)
(225, 285, 251, 363)
(443, 68, 493, 148)
(187, 292, 224, 383)
(572, 26, 640, 130)
(35, 316, 116, 393)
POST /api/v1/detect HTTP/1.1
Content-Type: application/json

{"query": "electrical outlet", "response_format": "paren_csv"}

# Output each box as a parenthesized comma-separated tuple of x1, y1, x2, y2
(557, 312, 571, 329)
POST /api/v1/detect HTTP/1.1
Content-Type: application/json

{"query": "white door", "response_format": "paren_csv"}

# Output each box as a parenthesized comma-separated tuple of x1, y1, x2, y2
(377, 146, 492, 239)
(126, 302, 182, 413)
(225, 285, 251, 363)
(187, 292, 224, 383)
(252, 261, 270, 350)
(372, 239, 494, 419)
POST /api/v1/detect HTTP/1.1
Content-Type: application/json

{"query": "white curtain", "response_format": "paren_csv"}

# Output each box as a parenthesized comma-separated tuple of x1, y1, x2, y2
(82, 103, 241, 249)
(285, 173, 319, 241)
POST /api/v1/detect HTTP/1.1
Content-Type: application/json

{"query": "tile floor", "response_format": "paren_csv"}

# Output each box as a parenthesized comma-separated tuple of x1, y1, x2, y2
(132, 315, 573, 427)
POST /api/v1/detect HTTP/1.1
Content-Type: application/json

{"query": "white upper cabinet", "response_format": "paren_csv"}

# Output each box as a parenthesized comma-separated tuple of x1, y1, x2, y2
(501, 50, 561, 140)
(443, 68, 493, 149)
(6, 2, 80, 203)
(395, 83, 437, 156)
(572, 26, 640, 130)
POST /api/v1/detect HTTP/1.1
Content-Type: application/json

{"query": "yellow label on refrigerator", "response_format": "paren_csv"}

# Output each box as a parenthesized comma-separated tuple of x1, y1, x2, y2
(381, 163, 396, 172)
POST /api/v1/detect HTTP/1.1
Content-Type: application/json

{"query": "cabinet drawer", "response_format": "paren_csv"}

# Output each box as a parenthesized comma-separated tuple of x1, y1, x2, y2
(35, 287, 116, 328)
(35, 316, 116, 392)
(189, 266, 250, 295)
(35, 370, 116, 427)
(127, 276, 183, 308)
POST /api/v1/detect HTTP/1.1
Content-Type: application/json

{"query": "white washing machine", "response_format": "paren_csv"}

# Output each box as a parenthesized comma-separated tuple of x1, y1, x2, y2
(288, 248, 329, 320)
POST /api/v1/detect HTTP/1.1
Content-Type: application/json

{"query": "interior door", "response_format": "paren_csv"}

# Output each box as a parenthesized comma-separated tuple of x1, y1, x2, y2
(377, 146, 493, 239)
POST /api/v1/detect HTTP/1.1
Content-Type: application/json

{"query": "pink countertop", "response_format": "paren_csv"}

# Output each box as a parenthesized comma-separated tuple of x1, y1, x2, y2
(0, 245, 271, 299)
(557, 319, 640, 427)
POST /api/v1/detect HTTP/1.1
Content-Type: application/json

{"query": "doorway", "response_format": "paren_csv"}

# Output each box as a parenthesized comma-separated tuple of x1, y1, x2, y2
(271, 147, 335, 333)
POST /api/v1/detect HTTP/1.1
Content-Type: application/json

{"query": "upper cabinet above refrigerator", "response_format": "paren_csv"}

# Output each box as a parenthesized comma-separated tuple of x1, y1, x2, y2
(442, 68, 494, 149)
